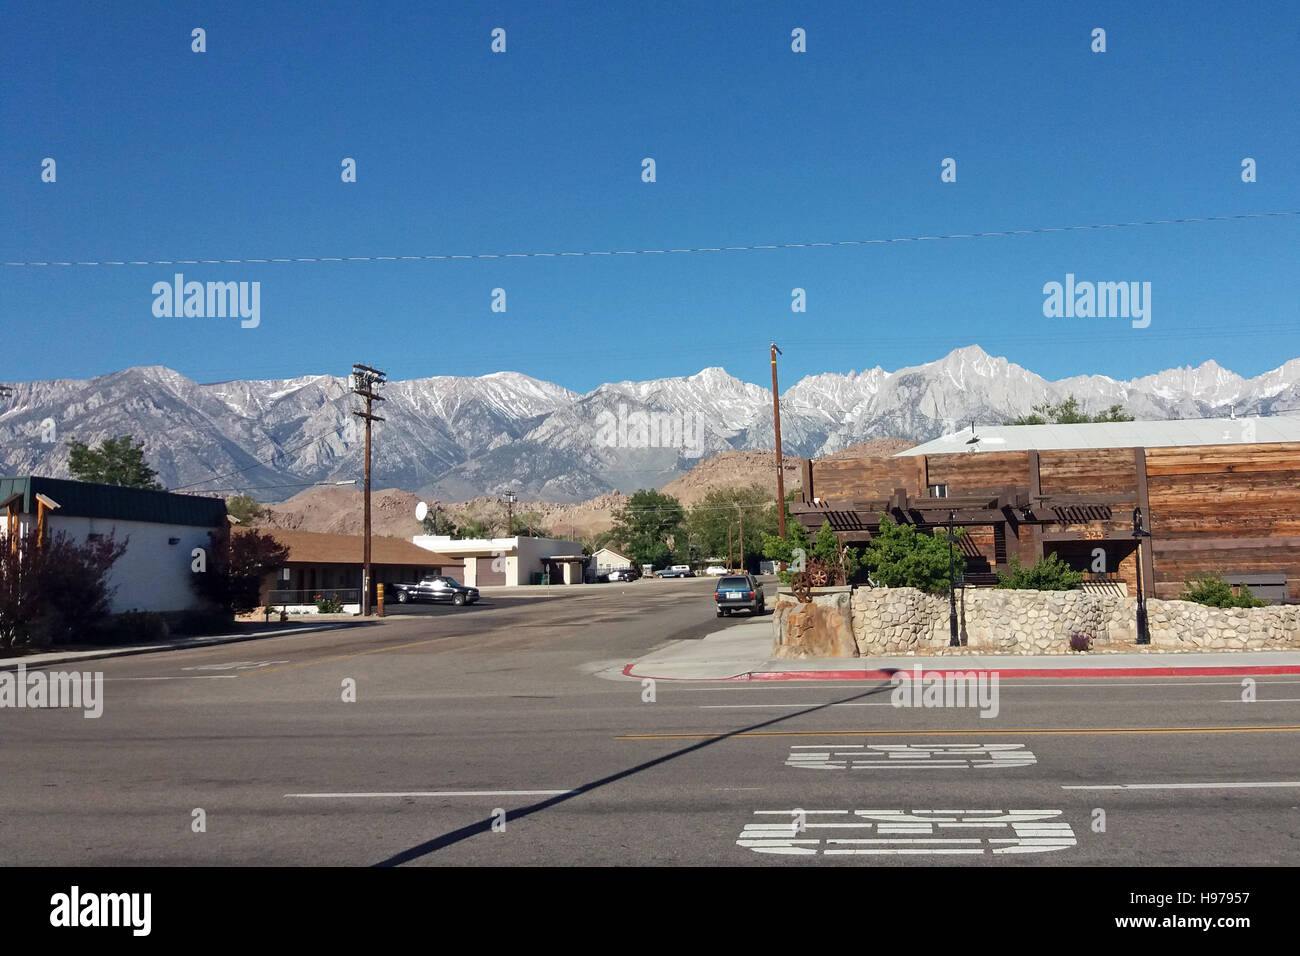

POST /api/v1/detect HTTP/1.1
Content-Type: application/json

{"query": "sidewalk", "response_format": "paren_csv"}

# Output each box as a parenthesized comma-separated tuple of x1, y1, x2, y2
(623, 619, 1300, 681)
(0, 618, 379, 671)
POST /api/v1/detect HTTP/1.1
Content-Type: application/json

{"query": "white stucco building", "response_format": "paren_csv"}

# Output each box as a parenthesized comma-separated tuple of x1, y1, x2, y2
(410, 534, 589, 586)
(0, 475, 229, 614)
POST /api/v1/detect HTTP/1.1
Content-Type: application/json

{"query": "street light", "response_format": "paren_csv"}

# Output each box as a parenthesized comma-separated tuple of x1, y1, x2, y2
(1132, 507, 1152, 645)
(947, 509, 959, 646)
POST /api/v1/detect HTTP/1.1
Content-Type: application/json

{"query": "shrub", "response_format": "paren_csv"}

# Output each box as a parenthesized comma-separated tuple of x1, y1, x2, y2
(0, 528, 128, 650)
(315, 594, 344, 614)
(1069, 632, 1092, 652)
(92, 610, 170, 646)
(1180, 573, 1269, 608)
(862, 515, 963, 593)
(996, 553, 1084, 591)
(190, 528, 291, 614)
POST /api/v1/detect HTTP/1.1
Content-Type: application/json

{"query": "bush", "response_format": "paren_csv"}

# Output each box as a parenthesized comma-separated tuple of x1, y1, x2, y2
(1180, 573, 1269, 608)
(0, 528, 128, 650)
(315, 594, 344, 614)
(996, 553, 1084, 591)
(862, 515, 963, 593)
(1069, 632, 1092, 652)
(92, 611, 170, 646)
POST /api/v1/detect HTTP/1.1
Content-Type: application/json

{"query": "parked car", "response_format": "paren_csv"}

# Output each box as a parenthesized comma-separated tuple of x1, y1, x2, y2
(389, 575, 480, 606)
(704, 566, 728, 576)
(714, 573, 765, 616)
(605, 567, 641, 582)
(658, 565, 696, 578)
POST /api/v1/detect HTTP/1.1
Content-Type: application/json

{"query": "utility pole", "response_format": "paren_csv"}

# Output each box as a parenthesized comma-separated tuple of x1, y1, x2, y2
(737, 502, 745, 574)
(770, 343, 785, 539)
(352, 364, 387, 616)
(728, 523, 733, 571)
(504, 490, 516, 537)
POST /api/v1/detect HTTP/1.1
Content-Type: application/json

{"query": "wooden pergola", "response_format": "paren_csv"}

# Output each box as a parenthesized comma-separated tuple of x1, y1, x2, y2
(791, 485, 1134, 583)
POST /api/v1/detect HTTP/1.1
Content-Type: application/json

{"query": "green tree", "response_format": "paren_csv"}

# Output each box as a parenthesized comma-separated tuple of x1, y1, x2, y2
(685, 485, 779, 566)
(608, 489, 685, 569)
(1180, 573, 1268, 608)
(225, 494, 265, 524)
(995, 553, 1084, 590)
(513, 511, 551, 537)
(861, 514, 963, 593)
(421, 508, 458, 536)
(1006, 395, 1134, 426)
(66, 435, 163, 489)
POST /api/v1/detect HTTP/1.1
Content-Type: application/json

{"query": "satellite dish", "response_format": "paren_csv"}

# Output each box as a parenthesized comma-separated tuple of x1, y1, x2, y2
(415, 501, 428, 522)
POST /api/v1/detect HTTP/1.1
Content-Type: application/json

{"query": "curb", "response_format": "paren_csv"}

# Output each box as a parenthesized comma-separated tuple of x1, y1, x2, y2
(744, 665, 1300, 680)
(622, 662, 1300, 681)
(0, 621, 370, 671)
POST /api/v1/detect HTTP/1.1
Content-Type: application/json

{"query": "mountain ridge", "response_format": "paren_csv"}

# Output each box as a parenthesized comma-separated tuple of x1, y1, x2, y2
(3, 346, 1299, 503)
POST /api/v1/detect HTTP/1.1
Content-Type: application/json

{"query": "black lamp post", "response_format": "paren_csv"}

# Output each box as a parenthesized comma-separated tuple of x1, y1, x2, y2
(1132, 506, 1151, 645)
(947, 509, 959, 646)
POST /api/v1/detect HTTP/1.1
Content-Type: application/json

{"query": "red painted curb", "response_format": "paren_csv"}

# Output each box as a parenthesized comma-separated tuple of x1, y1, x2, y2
(622, 662, 1300, 681)
(745, 665, 1300, 680)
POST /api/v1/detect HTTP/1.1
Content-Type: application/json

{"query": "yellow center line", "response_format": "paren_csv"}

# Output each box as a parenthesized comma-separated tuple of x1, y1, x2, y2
(616, 725, 1300, 740)
(239, 636, 459, 677)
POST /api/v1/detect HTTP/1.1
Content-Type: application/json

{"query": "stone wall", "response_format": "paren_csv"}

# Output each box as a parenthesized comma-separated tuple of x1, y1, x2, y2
(770, 586, 1300, 657)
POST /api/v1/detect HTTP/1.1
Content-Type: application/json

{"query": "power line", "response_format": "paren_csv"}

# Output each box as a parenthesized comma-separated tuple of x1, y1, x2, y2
(5, 210, 1297, 269)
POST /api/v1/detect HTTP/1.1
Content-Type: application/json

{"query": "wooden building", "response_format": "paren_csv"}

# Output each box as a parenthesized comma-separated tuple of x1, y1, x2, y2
(791, 418, 1300, 601)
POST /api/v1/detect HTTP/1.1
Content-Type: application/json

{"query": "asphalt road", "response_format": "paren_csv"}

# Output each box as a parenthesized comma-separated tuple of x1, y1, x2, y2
(2, 576, 1298, 866)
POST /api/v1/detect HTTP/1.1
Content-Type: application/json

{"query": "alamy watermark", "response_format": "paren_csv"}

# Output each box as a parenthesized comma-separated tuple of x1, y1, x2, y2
(1042, 273, 1150, 328)
(50, 886, 150, 936)
(0, 665, 103, 718)
(889, 665, 1000, 718)
(593, 403, 704, 458)
(152, 273, 260, 328)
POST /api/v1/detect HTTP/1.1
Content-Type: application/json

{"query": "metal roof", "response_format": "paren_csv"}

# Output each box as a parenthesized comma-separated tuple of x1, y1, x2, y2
(0, 476, 227, 527)
(894, 416, 1300, 456)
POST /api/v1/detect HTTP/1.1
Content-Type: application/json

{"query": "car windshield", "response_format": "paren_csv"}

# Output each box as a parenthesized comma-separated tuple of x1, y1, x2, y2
(718, 577, 750, 588)
(440, 577, 462, 588)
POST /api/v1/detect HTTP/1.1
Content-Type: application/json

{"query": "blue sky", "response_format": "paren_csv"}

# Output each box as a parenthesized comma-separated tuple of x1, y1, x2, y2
(2, 0, 1298, 392)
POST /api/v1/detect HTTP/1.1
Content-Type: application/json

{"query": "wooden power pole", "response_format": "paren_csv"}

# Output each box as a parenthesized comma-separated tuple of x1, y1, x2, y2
(736, 501, 744, 573)
(770, 343, 786, 538)
(351, 364, 386, 616)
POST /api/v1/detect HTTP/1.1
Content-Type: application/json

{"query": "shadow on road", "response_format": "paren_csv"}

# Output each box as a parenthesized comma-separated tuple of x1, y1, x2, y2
(372, 672, 899, 866)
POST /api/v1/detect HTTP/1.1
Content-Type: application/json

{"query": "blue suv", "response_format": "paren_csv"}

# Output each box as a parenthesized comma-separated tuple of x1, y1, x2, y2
(714, 574, 765, 617)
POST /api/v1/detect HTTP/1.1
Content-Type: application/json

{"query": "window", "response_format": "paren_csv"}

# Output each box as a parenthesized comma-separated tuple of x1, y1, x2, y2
(928, 484, 948, 499)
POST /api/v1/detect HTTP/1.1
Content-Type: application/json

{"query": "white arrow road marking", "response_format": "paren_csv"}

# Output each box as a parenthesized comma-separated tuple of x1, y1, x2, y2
(785, 743, 1037, 770)
(182, 660, 291, 671)
(1063, 781, 1300, 791)
(739, 809, 1076, 856)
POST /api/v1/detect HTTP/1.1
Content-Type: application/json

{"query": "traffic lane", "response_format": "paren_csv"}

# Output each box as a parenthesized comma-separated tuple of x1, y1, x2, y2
(3, 679, 1297, 864)
(7, 715, 1290, 866)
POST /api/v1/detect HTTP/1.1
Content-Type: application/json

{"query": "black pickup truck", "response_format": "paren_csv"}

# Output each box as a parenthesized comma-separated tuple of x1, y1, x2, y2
(389, 575, 480, 606)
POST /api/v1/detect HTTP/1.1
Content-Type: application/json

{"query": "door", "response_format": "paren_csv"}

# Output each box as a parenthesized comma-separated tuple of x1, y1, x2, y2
(476, 556, 506, 586)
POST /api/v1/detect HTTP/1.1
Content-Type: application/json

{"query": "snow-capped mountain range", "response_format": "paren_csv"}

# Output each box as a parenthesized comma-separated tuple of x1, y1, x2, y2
(2, 346, 1298, 503)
